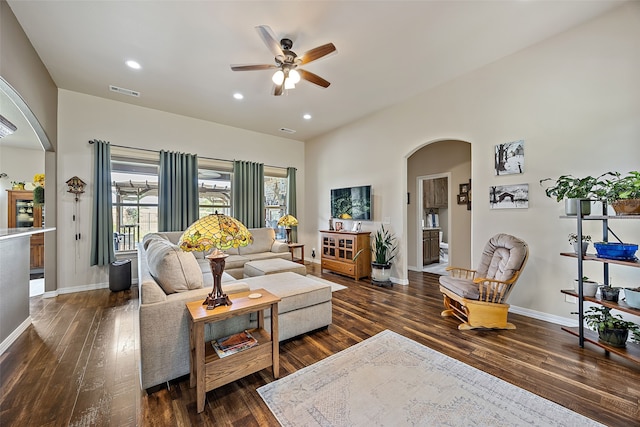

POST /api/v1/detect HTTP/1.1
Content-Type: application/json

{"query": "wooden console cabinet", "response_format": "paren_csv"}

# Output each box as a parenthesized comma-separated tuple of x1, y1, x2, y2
(7, 190, 44, 270)
(320, 230, 371, 280)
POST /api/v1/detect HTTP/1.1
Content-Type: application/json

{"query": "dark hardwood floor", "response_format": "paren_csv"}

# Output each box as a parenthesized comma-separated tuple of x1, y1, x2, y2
(1, 265, 639, 426)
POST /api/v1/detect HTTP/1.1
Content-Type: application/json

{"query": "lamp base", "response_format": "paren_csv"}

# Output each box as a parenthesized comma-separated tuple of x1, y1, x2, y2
(205, 252, 232, 310)
(203, 293, 232, 310)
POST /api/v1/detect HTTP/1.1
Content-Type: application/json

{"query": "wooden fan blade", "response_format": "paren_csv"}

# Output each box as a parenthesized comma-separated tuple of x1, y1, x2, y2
(255, 25, 284, 58)
(272, 83, 284, 96)
(230, 64, 277, 71)
(300, 43, 336, 65)
(299, 69, 330, 88)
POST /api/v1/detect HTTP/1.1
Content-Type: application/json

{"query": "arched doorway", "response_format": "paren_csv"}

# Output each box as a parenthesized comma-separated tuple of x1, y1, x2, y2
(406, 140, 471, 273)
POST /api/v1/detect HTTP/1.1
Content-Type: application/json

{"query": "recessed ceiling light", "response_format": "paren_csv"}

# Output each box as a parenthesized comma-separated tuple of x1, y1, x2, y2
(126, 60, 141, 70)
(303, 114, 312, 120)
(233, 93, 244, 100)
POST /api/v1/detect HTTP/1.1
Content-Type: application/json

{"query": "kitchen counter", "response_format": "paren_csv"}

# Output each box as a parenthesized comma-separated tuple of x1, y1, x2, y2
(0, 226, 55, 354)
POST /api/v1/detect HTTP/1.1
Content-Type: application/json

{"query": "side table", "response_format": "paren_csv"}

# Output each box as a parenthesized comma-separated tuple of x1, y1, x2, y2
(187, 289, 281, 413)
(288, 243, 305, 264)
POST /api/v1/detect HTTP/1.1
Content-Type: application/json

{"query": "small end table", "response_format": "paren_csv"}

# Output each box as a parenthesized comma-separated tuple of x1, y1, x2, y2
(187, 289, 281, 413)
(288, 243, 305, 264)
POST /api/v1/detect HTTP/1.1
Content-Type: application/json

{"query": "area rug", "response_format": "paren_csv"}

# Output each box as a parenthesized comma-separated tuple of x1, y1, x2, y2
(305, 275, 347, 292)
(258, 330, 603, 427)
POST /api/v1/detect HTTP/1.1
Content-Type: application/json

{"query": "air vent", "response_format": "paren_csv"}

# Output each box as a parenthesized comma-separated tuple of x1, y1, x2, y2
(279, 127, 296, 134)
(109, 85, 140, 97)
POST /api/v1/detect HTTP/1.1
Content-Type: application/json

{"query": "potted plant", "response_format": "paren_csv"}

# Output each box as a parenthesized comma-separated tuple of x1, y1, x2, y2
(581, 306, 639, 348)
(573, 276, 599, 297)
(568, 233, 591, 254)
(539, 174, 607, 216)
(367, 225, 398, 285)
(599, 285, 622, 302)
(596, 171, 640, 215)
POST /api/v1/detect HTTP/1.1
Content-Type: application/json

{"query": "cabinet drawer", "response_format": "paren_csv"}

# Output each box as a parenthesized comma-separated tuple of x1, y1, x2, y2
(322, 259, 355, 276)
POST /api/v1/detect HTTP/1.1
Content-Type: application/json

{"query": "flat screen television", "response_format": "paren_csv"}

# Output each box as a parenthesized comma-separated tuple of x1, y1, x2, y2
(331, 185, 372, 220)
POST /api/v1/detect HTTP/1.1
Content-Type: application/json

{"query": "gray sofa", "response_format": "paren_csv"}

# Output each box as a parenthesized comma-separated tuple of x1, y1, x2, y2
(137, 229, 332, 390)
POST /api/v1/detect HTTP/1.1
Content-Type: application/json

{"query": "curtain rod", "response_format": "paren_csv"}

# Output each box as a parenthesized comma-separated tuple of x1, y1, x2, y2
(88, 140, 296, 171)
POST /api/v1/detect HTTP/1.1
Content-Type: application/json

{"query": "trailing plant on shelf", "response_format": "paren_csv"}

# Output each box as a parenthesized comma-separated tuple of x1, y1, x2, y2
(595, 171, 640, 202)
(579, 306, 639, 348)
(539, 175, 606, 202)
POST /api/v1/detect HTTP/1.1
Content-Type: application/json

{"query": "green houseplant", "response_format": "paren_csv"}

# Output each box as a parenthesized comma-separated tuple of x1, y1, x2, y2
(539, 174, 608, 216)
(581, 306, 639, 348)
(568, 233, 591, 254)
(364, 225, 398, 285)
(596, 171, 640, 215)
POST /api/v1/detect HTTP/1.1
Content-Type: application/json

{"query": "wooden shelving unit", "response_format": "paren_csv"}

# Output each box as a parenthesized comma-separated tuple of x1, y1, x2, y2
(561, 201, 640, 364)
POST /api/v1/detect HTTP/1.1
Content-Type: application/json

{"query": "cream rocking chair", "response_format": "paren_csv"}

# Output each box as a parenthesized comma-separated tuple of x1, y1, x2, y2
(439, 233, 529, 330)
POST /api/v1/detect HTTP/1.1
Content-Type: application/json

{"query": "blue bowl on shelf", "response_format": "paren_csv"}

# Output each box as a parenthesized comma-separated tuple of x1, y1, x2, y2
(593, 242, 638, 260)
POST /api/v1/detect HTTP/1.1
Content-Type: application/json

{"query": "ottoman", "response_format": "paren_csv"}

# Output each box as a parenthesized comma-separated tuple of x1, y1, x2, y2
(242, 272, 333, 341)
(244, 258, 307, 277)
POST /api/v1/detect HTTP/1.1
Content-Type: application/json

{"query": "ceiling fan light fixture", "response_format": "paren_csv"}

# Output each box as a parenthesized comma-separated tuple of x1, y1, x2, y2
(284, 79, 296, 90)
(272, 70, 285, 85)
(288, 69, 301, 84)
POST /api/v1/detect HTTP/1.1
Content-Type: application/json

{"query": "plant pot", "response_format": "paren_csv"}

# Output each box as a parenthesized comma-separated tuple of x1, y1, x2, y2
(600, 286, 621, 302)
(624, 288, 640, 309)
(371, 262, 392, 284)
(12, 183, 25, 190)
(611, 199, 640, 216)
(598, 327, 629, 348)
(573, 280, 598, 297)
(572, 242, 589, 255)
(565, 198, 590, 216)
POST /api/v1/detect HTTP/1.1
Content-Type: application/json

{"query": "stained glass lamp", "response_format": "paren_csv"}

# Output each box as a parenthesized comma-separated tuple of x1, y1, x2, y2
(277, 214, 298, 244)
(179, 213, 252, 309)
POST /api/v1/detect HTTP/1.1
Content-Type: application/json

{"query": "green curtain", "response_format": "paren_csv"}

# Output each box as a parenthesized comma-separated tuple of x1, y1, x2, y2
(232, 160, 264, 228)
(287, 167, 298, 242)
(90, 140, 116, 266)
(158, 150, 199, 232)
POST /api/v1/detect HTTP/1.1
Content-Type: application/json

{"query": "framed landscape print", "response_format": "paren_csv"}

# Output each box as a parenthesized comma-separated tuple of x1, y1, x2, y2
(489, 184, 529, 209)
(494, 139, 524, 176)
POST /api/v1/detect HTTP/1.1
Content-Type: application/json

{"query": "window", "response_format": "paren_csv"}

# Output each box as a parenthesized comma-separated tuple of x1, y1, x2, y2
(111, 158, 159, 252)
(110, 148, 291, 252)
(264, 176, 288, 240)
(198, 168, 232, 217)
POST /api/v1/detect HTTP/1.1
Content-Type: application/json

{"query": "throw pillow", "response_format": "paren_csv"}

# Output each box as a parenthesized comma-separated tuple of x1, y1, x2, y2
(146, 239, 203, 294)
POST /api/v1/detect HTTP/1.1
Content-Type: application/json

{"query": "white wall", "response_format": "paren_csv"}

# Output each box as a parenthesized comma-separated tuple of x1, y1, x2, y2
(304, 3, 640, 321)
(0, 145, 45, 228)
(57, 90, 305, 292)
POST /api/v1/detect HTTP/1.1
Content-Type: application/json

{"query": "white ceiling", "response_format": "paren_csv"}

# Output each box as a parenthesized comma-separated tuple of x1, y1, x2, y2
(4, 0, 626, 146)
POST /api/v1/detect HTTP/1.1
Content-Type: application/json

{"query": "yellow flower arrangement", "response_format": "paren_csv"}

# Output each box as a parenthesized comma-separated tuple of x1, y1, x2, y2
(33, 173, 45, 186)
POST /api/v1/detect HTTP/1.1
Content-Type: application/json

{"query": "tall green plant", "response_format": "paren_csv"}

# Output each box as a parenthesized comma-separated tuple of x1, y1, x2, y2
(371, 225, 397, 265)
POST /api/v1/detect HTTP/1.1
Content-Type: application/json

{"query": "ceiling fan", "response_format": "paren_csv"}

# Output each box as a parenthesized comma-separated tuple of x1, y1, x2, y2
(231, 25, 336, 96)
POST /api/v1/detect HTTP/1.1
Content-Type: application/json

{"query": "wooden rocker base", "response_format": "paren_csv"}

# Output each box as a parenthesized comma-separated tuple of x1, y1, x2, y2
(441, 289, 515, 330)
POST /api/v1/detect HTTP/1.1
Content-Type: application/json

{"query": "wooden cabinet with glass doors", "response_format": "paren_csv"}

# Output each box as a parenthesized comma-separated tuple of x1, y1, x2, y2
(320, 230, 371, 280)
(7, 190, 44, 269)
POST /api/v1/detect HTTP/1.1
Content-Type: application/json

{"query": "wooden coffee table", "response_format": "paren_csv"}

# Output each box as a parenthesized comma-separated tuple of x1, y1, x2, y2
(186, 289, 281, 413)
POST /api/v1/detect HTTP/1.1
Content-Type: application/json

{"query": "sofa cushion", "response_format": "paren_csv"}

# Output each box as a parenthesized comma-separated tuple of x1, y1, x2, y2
(224, 254, 250, 270)
(146, 239, 203, 294)
(239, 228, 275, 255)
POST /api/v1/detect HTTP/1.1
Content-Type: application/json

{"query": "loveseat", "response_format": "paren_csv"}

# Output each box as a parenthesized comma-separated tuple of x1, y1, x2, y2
(137, 229, 332, 390)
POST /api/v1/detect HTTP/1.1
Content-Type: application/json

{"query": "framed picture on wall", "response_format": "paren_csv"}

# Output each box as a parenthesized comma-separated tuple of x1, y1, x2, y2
(494, 139, 524, 175)
(489, 184, 529, 209)
(457, 194, 468, 204)
(459, 183, 469, 194)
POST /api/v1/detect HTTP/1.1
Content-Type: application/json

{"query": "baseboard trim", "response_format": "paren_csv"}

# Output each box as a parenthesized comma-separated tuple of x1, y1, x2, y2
(57, 282, 110, 295)
(509, 305, 577, 327)
(0, 316, 32, 356)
